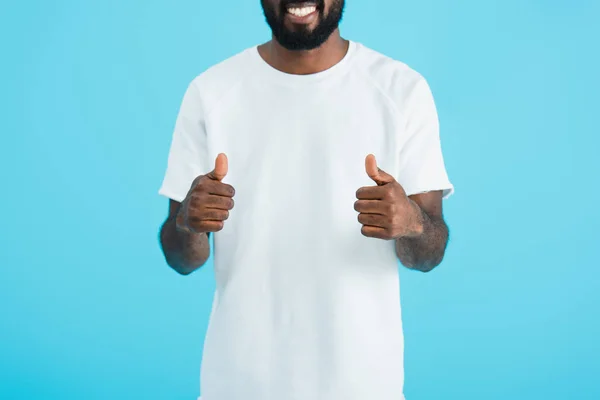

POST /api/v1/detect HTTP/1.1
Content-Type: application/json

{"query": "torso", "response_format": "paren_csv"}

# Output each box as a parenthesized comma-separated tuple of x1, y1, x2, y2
(198, 42, 408, 400)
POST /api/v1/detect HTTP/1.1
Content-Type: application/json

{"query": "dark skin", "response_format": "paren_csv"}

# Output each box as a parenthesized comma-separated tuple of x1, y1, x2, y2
(160, 154, 232, 275)
(160, 154, 448, 274)
(356, 155, 449, 272)
(160, 0, 449, 274)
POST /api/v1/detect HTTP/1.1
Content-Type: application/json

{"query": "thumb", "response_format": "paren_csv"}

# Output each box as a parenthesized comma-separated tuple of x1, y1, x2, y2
(207, 153, 228, 181)
(365, 154, 395, 186)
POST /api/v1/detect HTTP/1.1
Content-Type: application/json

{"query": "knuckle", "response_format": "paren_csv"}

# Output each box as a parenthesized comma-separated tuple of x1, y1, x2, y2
(187, 207, 202, 221)
(192, 175, 208, 188)
(394, 182, 406, 195)
(386, 203, 395, 214)
(190, 195, 204, 209)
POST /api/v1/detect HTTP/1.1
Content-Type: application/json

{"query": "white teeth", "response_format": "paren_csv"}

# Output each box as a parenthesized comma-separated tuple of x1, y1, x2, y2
(287, 6, 316, 17)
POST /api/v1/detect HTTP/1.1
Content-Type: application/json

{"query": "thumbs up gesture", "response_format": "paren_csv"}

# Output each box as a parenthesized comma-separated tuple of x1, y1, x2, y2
(354, 154, 423, 240)
(176, 153, 235, 234)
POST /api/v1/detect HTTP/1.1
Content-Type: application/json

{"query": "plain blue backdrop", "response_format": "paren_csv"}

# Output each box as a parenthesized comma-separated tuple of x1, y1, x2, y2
(1, 0, 599, 399)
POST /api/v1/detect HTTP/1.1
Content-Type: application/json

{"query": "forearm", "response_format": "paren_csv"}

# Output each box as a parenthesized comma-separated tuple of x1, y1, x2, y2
(395, 201, 449, 272)
(159, 216, 211, 275)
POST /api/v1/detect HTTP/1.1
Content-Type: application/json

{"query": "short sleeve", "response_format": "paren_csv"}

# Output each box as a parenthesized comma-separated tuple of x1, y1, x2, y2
(158, 81, 211, 202)
(397, 77, 454, 199)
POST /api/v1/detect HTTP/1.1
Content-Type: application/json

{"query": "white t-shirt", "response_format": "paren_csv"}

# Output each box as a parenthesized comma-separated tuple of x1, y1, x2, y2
(159, 41, 453, 400)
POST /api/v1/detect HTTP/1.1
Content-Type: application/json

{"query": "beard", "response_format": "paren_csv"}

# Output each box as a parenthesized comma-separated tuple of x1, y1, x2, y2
(261, 0, 345, 51)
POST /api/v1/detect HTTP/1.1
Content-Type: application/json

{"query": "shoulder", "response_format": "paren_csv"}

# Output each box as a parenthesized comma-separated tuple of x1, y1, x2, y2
(351, 42, 432, 108)
(186, 47, 256, 113)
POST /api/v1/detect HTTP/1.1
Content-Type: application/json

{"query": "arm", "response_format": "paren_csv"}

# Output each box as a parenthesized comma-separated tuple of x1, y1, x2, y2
(395, 191, 449, 272)
(391, 76, 453, 271)
(160, 200, 211, 275)
(159, 154, 234, 275)
(158, 82, 229, 275)
(356, 155, 450, 273)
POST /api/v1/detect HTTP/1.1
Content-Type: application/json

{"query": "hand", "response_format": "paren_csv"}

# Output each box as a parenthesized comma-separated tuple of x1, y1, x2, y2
(354, 154, 423, 240)
(176, 153, 235, 234)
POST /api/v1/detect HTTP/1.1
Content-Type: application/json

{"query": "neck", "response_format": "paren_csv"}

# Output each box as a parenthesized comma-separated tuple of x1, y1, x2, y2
(258, 30, 349, 75)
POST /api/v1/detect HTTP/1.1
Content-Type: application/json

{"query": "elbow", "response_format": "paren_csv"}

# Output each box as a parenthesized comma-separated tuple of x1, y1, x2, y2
(400, 254, 445, 273)
(168, 260, 203, 276)
(404, 261, 437, 273)
(172, 264, 196, 276)
(163, 254, 206, 276)
(417, 262, 440, 273)
(423, 254, 445, 272)
(159, 231, 209, 276)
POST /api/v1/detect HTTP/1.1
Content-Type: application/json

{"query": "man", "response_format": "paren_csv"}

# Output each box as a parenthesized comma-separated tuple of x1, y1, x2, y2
(158, 0, 454, 399)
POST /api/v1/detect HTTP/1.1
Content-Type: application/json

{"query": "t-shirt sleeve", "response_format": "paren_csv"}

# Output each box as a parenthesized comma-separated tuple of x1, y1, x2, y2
(397, 77, 454, 199)
(158, 81, 211, 203)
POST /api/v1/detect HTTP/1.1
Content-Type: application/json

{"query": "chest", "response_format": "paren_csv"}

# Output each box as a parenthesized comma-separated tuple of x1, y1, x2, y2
(205, 80, 404, 271)
(205, 81, 405, 194)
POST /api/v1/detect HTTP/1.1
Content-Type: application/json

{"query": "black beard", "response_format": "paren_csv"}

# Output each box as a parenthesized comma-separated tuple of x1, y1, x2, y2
(261, 0, 345, 50)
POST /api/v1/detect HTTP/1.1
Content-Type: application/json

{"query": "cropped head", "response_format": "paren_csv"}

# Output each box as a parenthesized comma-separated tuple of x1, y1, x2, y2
(261, 0, 346, 50)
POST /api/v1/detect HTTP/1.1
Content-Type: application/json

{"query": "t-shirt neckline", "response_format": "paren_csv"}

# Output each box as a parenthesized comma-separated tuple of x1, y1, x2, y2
(249, 40, 358, 85)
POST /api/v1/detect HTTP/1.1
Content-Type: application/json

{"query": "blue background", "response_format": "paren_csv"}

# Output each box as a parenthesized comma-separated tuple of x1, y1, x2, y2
(2, 0, 599, 399)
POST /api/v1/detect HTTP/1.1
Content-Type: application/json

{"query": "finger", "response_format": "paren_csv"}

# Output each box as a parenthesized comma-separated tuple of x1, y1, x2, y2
(356, 185, 388, 200)
(204, 180, 235, 197)
(358, 213, 387, 227)
(361, 225, 389, 239)
(354, 199, 386, 214)
(193, 209, 230, 222)
(365, 154, 395, 186)
(193, 220, 225, 233)
(206, 153, 228, 181)
(202, 194, 235, 210)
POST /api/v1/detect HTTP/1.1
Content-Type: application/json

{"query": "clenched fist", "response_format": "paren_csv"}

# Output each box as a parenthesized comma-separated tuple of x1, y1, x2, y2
(355, 154, 424, 240)
(176, 153, 235, 234)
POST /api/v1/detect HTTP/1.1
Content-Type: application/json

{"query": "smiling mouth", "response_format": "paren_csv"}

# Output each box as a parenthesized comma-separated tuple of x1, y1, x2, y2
(285, 2, 319, 20)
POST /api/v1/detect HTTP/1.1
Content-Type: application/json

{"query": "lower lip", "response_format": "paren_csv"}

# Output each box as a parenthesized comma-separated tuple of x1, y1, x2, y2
(285, 9, 319, 24)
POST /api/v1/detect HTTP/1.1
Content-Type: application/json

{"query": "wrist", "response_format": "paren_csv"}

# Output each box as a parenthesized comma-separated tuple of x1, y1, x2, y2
(173, 211, 207, 239)
(395, 200, 426, 240)
(410, 199, 426, 236)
